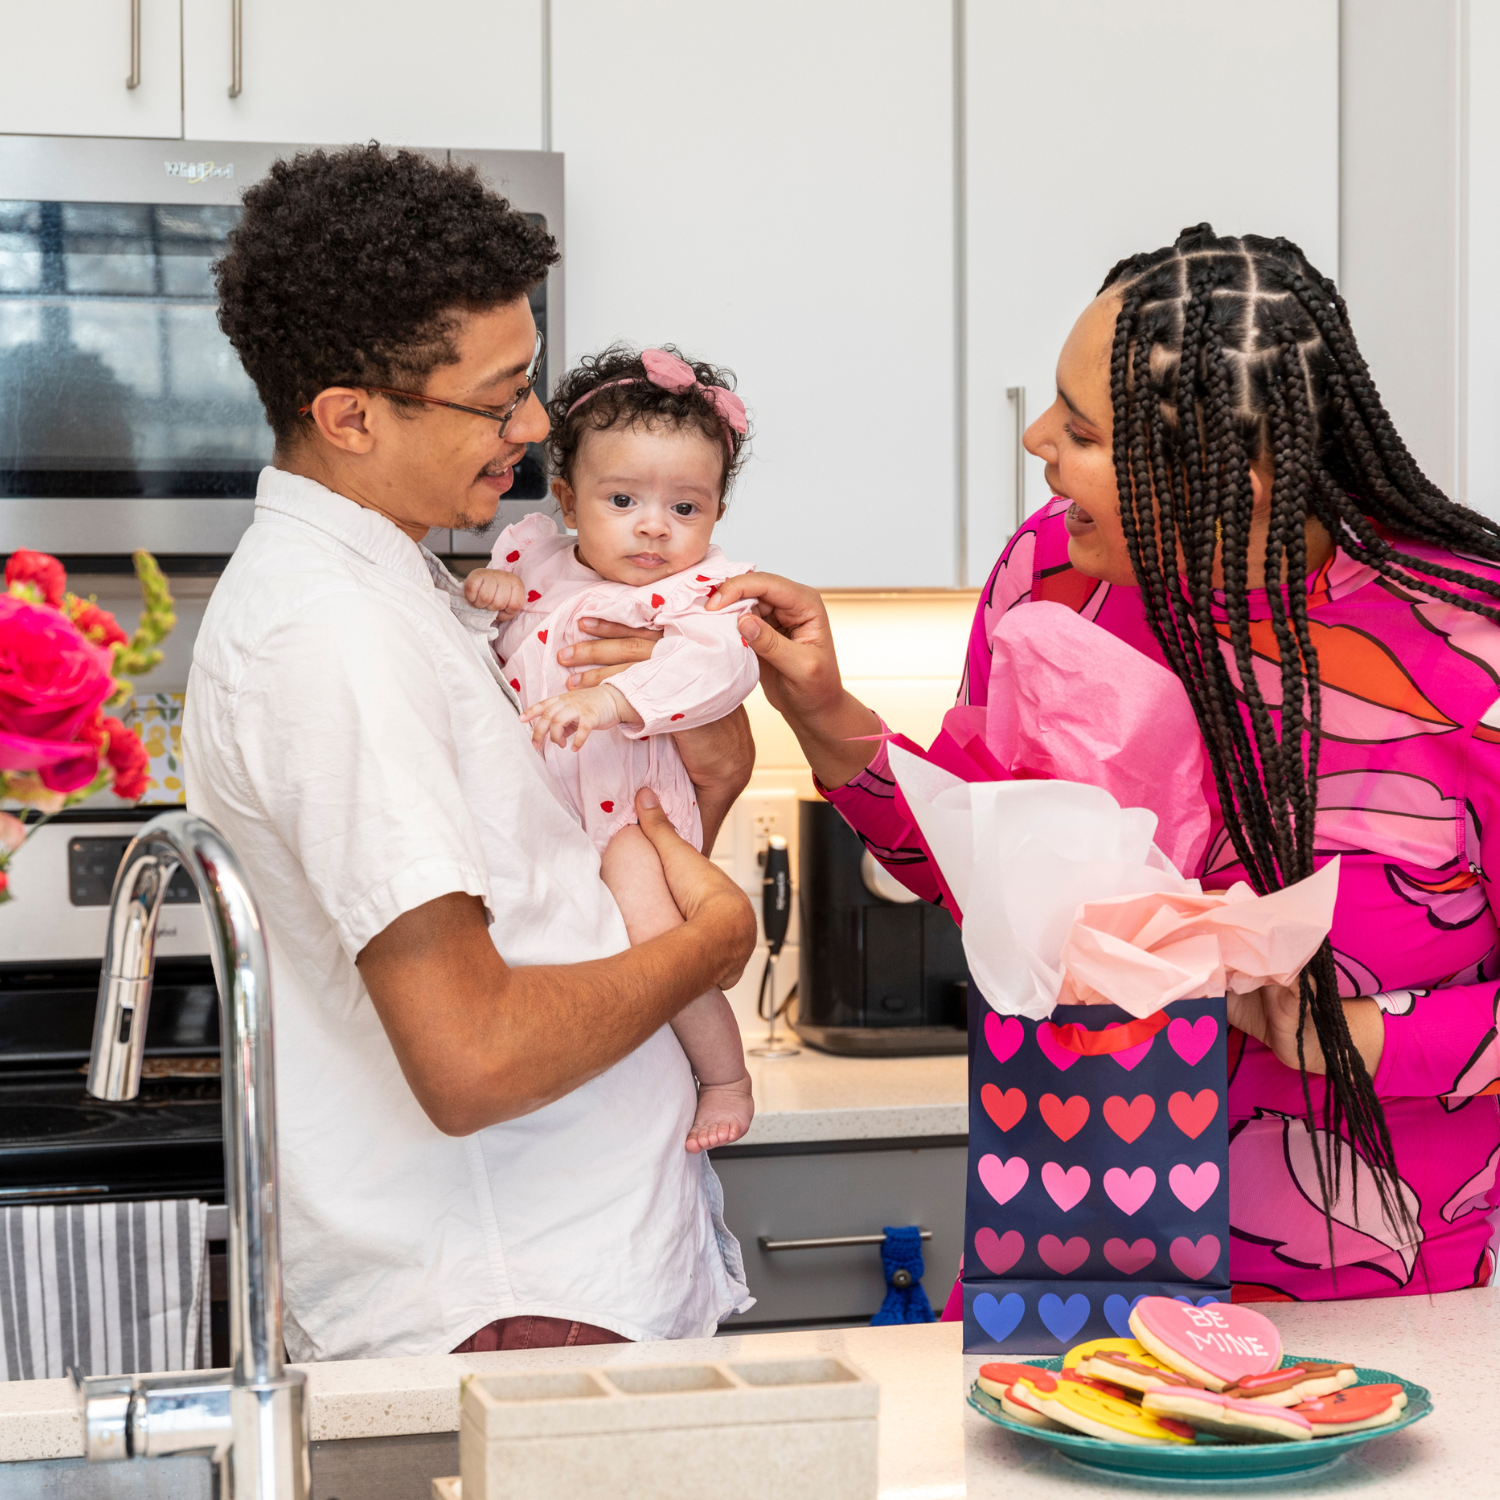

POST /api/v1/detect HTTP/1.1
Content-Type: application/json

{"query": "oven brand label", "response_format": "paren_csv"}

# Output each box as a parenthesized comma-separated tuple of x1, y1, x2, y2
(164, 160, 235, 184)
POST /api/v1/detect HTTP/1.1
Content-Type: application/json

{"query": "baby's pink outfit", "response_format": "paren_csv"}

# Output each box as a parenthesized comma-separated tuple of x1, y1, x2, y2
(490, 513, 759, 850)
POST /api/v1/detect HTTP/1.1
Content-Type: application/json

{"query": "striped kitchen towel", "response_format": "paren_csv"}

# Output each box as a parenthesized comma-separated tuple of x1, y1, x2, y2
(0, 1200, 211, 1380)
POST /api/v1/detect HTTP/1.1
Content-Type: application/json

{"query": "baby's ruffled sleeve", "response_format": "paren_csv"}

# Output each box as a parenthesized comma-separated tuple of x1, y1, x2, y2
(607, 590, 761, 737)
(489, 510, 559, 572)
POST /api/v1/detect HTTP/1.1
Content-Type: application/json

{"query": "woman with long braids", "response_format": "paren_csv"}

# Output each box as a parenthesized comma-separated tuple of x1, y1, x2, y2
(696, 224, 1500, 1302)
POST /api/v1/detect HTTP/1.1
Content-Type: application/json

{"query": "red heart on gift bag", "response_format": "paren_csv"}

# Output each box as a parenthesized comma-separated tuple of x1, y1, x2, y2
(1037, 1234, 1090, 1275)
(1168, 1089, 1219, 1139)
(1039, 1093, 1089, 1142)
(1102, 1094, 1155, 1144)
(981, 1084, 1026, 1132)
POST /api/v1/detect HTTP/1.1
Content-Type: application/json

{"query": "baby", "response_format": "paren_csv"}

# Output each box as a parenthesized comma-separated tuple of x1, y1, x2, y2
(464, 345, 758, 1152)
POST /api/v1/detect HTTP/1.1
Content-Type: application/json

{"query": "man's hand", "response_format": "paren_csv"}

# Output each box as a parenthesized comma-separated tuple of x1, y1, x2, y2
(463, 566, 527, 619)
(521, 683, 638, 750)
(1227, 981, 1385, 1076)
(558, 616, 663, 688)
(356, 789, 756, 1134)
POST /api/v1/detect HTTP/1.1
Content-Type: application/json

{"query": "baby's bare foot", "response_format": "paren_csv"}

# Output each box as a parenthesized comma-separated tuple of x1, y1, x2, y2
(685, 1076, 754, 1154)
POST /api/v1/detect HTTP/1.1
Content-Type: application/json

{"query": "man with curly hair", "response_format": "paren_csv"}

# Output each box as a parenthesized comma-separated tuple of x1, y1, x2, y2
(185, 147, 758, 1361)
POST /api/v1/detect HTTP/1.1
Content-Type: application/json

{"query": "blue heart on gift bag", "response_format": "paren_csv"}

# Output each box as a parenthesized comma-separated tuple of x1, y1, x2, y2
(1038, 1293, 1090, 1342)
(973, 1291, 1026, 1343)
(1102, 1293, 1150, 1336)
(1173, 1295, 1222, 1307)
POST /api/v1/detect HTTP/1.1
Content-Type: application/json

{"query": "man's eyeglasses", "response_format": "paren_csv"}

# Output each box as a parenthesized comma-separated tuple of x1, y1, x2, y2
(298, 329, 546, 438)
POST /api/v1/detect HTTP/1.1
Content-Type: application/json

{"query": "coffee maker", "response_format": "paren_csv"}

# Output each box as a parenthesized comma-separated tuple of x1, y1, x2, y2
(793, 799, 967, 1056)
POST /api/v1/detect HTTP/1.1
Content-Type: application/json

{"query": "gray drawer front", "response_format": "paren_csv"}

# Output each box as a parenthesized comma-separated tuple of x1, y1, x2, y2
(714, 1144, 966, 1327)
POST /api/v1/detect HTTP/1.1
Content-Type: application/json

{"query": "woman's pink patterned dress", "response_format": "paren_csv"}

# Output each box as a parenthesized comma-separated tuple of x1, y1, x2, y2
(826, 498, 1500, 1301)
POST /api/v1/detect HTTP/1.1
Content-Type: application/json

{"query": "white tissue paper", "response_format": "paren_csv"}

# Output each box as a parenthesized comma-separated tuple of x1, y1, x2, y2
(888, 744, 1190, 1020)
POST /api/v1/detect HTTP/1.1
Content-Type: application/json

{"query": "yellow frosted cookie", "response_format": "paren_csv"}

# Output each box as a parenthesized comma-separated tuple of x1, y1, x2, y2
(1014, 1371, 1194, 1446)
(1065, 1337, 1201, 1397)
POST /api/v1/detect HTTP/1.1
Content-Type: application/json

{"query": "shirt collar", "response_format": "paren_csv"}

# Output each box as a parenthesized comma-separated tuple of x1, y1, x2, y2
(252, 465, 434, 587)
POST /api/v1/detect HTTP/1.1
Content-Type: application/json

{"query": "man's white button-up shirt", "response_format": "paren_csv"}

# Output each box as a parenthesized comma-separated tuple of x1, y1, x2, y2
(184, 467, 750, 1361)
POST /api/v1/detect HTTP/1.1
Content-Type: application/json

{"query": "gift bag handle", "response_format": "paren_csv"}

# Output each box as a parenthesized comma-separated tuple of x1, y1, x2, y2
(1047, 1011, 1172, 1056)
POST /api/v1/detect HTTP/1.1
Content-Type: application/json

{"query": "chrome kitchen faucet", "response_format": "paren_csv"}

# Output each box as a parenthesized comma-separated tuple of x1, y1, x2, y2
(75, 811, 309, 1499)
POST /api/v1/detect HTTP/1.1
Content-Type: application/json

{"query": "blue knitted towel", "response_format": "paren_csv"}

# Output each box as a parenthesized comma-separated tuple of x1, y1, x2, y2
(870, 1225, 936, 1325)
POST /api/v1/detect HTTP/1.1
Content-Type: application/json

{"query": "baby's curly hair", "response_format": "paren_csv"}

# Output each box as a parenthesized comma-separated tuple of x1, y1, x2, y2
(215, 144, 558, 444)
(546, 344, 750, 500)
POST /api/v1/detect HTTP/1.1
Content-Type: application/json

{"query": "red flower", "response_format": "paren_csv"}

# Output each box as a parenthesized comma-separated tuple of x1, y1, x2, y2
(68, 598, 128, 650)
(4, 550, 66, 607)
(101, 717, 151, 801)
(0, 596, 113, 791)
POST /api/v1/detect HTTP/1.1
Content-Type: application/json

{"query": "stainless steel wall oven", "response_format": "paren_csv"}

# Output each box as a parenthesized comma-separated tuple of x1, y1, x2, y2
(0, 135, 563, 560)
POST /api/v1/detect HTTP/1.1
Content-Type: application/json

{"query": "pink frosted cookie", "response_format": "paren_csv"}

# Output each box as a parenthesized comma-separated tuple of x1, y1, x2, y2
(1222, 1361, 1357, 1407)
(1129, 1297, 1281, 1391)
(1293, 1383, 1408, 1436)
(1143, 1388, 1313, 1443)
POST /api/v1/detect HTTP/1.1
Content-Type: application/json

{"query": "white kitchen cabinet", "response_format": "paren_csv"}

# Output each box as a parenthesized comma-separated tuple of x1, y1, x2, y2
(963, 0, 1340, 581)
(0, 0, 182, 139)
(182, 0, 545, 150)
(552, 0, 957, 589)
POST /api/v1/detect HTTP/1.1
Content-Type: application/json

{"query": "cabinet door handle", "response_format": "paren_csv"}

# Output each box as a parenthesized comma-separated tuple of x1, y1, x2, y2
(1006, 385, 1027, 534)
(126, 0, 141, 89)
(229, 0, 243, 98)
(758, 1229, 931, 1252)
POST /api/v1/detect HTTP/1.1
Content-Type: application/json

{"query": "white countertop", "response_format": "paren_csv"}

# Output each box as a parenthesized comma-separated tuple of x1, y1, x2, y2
(733, 1032, 967, 1148)
(1, 1290, 1487, 1493)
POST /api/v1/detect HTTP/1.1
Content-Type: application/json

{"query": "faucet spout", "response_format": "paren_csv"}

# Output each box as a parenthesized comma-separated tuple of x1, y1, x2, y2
(78, 811, 309, 1499)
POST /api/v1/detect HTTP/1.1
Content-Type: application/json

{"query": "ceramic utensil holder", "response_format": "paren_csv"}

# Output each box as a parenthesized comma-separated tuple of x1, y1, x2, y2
(459, 1355, 878, 1500)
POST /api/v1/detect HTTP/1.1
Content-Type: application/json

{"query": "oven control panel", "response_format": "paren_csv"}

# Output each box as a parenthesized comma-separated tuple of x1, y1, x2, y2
(68, 838, 199, 907)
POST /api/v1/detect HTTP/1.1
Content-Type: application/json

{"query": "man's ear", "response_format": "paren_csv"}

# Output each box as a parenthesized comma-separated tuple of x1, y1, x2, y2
(305, 387, 378, 455)
(552, 476, 578, 528)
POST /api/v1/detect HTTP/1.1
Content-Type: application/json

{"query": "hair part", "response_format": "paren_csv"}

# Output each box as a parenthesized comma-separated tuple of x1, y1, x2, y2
(1101, 223, 1500, 1242)
(546, 343, 750, 500)
(215, 144, 559, 444)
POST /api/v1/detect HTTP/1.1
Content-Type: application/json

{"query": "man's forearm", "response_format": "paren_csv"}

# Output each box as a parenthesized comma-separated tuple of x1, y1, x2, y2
(674, 704, 755, 851)
(361, 889, 754, 1135)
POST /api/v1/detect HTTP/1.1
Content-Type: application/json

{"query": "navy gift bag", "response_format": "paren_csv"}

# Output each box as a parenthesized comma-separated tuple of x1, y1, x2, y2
(963, 983, 1231, 1353)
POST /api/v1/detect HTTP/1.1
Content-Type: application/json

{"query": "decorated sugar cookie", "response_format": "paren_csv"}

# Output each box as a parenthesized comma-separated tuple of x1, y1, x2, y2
(1000, 1387, 1069, 1431)
(1143, 1388, 1313, 1443)
(1222, 1361, 1357, 1407)
(1294, 1383, 1408, 1436)
(1062, 1337, 1145, 1369)
(977, 1363, 1069, 1430)
(1065, 1336, 1204, 1396)
(1129, 1296, 1281, 1391)
(1014, 1371, 1194, 1446)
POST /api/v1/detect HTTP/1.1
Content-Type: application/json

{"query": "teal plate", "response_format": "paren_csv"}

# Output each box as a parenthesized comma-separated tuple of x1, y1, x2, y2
(967, 1354, 1432, 1481)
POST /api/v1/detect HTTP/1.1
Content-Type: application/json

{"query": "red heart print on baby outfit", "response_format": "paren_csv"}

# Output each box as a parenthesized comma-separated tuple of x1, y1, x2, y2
(600, 801, 614, 813)
(1103, 1095, 1155, 1144)
(506, 550, 520, 562)
(527, 590, 540, 602)
(1168, 1090, 1219, 1139)
(509, 678, 520, 691)
(670, 713, 685, 721)
(651, 593, 664, 608)
(537, 629, 548, 643)
(696, 574, 711, 581)
(1039, 1094, 1090, 1142)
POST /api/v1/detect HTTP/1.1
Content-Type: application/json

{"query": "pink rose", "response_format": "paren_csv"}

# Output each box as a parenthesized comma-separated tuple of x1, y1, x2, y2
(0, 595, 114, 792)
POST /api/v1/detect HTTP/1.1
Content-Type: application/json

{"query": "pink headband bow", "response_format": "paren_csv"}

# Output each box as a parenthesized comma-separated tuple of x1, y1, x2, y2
(565, 348, 748, 449)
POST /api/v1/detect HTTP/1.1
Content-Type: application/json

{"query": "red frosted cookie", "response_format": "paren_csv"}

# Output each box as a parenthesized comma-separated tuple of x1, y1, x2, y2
(976, 1364, 1068, 1430)
(1129, 1296, 1281, 1391)
(1293, 1383, 1408, 1436)
(1222, 1361, 1357, 1407)
(1143, 1388, 1313, 1443)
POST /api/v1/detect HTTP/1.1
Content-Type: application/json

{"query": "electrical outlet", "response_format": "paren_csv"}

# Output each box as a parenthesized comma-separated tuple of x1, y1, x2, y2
(724, 790, 799, 896)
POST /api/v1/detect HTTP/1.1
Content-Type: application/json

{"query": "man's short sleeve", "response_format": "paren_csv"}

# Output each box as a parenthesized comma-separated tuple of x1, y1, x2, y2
(234, 590, 492, 961)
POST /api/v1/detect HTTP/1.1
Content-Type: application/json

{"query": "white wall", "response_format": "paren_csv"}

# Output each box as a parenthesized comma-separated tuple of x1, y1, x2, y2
(1468, 0, 1500, 517)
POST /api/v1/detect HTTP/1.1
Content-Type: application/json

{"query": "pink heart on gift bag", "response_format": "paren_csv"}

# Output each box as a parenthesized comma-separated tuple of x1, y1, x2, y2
(1105, 1022, 1156, 1071)
(1169, 1161, 1221, 1212)
(1102, 1237, 1157, 1275)
(1169, 1234, 1222, 1281)
(1035, 1023, 1082, 1071)
(1040, 1161, 1090, 1212)
(1102, 1165, 1157, 1216)
(974, 1227, 1025, 1275)
(1038, 1234, 1090, 1275)
(1168, 1015, 1218, 1066)
(978, 1153, 1030, 1206)
(984, 1013, 1024, 1066)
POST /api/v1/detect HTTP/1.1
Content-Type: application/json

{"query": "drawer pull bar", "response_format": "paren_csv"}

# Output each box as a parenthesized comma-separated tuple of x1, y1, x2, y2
(758, 1229, 931, 1253)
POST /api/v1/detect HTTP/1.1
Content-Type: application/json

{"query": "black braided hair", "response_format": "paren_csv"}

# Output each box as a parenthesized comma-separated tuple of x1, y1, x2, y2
(1099, 224, 1500, 1238)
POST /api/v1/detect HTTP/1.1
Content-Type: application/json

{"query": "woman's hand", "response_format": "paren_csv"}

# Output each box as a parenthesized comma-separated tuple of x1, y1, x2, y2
(1227, 982, 1385, 1077)
(707, 571, 883, 789)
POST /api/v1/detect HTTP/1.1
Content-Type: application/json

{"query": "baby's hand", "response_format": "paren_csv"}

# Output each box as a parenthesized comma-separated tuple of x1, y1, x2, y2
(463, 567, 527, 619)
(521, 684, 638, 751)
